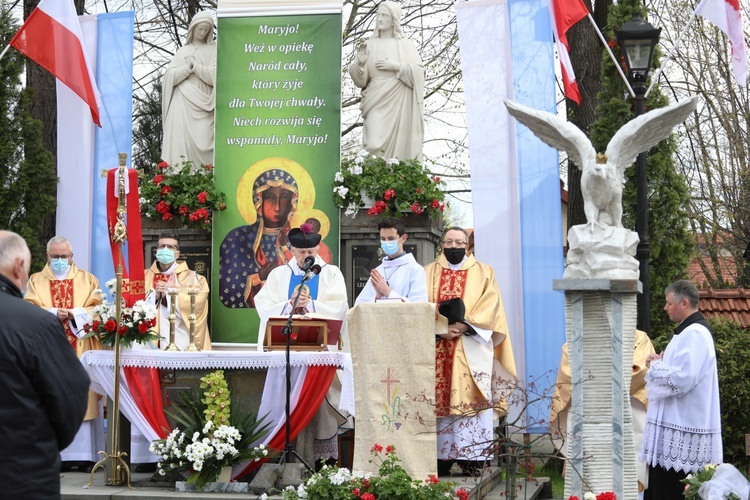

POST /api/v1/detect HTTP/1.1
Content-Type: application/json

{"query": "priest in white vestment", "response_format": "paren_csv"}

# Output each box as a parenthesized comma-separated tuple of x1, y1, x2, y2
(425, 227, 517, 476)
(255, 224, 350, 463)
(641, 280, 722, 500)
(25, 236, 104, 472)
(355, 217, 427, 304)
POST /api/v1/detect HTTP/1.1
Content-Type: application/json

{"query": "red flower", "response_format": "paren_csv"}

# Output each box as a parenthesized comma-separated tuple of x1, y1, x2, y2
(439, 203, 445, 211)
(361, 494, 375, 500)
(148, 318, 157, 327)
(204, 164, 213, 170)
(457, 489, 469, 500)
(219, 203, 226, 210)
(596, 493, 617, 500)
(157, 161, 169, 169)
(138, 322, 150, 334)
(83, 323, 92, 333)
(432, 176, 441, 183)
(197, 191, 208, 204)
(92, 320, 100, 331)
(118, 325, 128, 335)
(426, 474, 439, 484)
(155, 200, 170, 214)
(362, 478, 371, 489)
(179, 205, 189, 215)
(160, 185, 173, 196)
(411, 202, 423, 214)
(367, 200, 388, 216)
(416, 187, 423, 194)
(153, 174, 164, 184)
(568, 497, 580, 500)
(370, 443, 383, 453)
(189, 208, 209, 221)
(104, 319, 117, 332)
(431, 199, 440, 208)
(385, 445, 395, 454)
(352, 488, 360, 496)
(162, 212, 174, 221)
(384, 189, 396, 201)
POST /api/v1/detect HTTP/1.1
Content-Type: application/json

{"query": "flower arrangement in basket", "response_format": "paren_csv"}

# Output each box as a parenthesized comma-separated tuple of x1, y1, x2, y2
(282, 443, 469, 500)
(332, 150, 445, 220)
(139, 159, 227, 229)
(80, 279, 160, 348)
(149, 370, 273, 490)
(681, 463, 747, 500)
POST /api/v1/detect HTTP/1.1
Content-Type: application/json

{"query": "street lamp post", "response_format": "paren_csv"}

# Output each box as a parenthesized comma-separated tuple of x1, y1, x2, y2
(615, 15, 661, 336)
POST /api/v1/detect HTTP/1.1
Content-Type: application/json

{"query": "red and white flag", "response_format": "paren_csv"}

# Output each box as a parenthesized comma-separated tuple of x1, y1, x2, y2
(549, 0, 590, 104)
(10, 0, 102, 125)
(696, 0, 748, 85)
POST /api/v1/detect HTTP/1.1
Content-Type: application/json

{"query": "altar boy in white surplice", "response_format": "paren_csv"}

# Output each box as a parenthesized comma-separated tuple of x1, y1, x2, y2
(354, 217, 427, 304)
(255, 224, 350, 464)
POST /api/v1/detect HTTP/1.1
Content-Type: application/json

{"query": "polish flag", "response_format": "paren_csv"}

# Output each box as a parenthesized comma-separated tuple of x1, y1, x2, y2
(696, 0, 748, 85)
(549, 0, 590, 104)
(10, 0, 102, 125)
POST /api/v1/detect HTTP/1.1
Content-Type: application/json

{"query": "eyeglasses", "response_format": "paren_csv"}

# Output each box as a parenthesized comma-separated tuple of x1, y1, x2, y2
(157, 244, 179, 250)
(49, 254, 71, 259)
(442, 240, 468, 248)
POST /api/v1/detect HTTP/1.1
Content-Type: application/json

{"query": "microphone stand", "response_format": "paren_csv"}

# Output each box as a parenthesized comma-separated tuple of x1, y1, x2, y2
(277, 266, 317, 472)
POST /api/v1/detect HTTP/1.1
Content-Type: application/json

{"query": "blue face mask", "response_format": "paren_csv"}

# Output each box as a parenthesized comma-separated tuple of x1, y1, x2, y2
(156, 248, 176, 265)
(380, 240, 400, 257)
(50, 258, 70, 275)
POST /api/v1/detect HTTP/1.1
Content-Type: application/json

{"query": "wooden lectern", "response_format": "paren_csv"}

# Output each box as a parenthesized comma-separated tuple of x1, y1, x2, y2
(264, 317, 339, 351)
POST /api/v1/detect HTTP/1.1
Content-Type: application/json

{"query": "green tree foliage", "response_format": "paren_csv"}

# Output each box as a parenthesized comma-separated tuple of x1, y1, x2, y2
(591, 0, 693, 339)
(0, 5, 56, 271)
(711, 318, 750, 466)
(133, 79, 163, 176)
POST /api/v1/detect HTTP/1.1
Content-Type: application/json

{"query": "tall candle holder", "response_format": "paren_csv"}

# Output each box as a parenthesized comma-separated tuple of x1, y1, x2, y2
(164, 272, 182, 351)
(184, 271, 202, 352)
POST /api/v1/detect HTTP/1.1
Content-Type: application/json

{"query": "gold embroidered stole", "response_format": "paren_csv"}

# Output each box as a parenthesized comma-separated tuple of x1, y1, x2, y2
(49, 280, 76, 348)
(434, 269, 467, 417)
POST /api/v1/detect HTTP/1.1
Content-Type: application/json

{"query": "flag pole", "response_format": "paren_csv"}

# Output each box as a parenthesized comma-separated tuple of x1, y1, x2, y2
(586, 14, 636, 98)
(644, 11, 699, 97)
(0, 44, 11, 62)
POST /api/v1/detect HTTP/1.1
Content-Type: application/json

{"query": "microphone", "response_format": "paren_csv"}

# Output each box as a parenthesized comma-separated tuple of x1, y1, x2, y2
(302, 264, 322, 282)
(299, 255, 315, 272)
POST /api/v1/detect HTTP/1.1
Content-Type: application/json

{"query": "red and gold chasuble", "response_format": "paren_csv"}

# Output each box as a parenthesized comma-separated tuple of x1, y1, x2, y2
(49, 280, 77, 348)
(435, 269, 468, 417)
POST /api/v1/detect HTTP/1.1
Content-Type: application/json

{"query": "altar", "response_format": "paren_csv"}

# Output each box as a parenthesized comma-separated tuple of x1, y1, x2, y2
(80, 350, 354, 477)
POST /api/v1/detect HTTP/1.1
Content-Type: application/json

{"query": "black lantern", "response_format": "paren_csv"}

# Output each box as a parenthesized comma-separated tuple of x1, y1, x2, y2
(615, 14, 662, 336)
(615, 15, 661, 85)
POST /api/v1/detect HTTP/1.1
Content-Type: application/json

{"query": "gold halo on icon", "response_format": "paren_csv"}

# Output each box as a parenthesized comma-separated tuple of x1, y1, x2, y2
(291, 208, 331, 241)
(236, 157, 317, 226)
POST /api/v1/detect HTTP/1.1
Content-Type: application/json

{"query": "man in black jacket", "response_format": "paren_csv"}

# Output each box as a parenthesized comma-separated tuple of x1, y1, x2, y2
(0, 230, 90, 499)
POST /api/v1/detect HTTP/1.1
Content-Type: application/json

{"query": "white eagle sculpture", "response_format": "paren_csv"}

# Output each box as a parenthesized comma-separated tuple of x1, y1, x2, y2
(504, 96, 699, 279)
(504, 96, 699, 229)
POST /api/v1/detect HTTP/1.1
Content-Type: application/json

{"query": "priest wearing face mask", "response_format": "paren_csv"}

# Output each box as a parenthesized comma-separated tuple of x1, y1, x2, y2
(25, 236, 104, 473)
(145, 230, 212, 351)
(354, 217, 427, 304)
(425, 227, 517, 476)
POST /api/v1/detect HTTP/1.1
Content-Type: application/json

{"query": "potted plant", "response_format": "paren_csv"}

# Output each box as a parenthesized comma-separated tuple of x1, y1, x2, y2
(149, 370, 273, 490)
(332, 150, 446, 220)
(139, 159, 227, 230)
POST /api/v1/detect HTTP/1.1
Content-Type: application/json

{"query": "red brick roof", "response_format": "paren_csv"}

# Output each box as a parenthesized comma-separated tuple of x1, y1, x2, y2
(698, 288, 750, 328)
(689, 256, 740, 289)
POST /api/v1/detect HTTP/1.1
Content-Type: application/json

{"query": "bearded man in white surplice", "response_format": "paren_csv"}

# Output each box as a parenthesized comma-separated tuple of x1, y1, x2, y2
(349, 1, 424, 161)
(25, 236, 103, 473)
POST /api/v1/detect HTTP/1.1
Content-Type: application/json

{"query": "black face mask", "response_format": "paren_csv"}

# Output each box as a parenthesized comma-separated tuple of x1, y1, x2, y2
(443, 247, 466, 265)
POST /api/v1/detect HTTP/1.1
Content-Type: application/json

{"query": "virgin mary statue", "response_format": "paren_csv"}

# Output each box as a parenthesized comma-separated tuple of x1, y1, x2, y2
(161, 11, 216, 167)
(348, 1, 424, 161)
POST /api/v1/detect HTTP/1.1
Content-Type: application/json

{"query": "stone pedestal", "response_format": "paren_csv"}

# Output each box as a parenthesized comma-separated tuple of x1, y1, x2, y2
(552, 279, 639, 500)
(340, 212, 442, 305)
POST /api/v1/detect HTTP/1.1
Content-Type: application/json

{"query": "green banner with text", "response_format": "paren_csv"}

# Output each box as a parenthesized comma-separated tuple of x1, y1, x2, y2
(212, 13, 342, 344)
